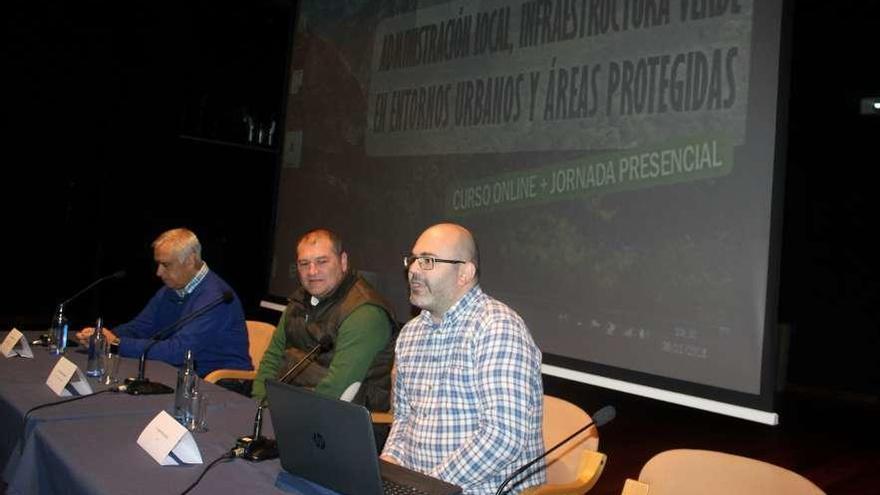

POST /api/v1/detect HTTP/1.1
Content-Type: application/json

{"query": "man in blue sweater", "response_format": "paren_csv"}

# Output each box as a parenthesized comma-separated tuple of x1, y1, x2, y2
(74, 228, 251, 376)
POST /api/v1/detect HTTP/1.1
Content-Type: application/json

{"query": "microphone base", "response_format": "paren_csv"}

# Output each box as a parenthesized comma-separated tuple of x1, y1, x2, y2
(122, 378, 174, 395)
(236, 435, 278, 461)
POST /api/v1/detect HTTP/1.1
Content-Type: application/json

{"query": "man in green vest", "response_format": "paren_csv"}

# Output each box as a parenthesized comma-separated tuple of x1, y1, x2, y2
(252, 228, 396, 413)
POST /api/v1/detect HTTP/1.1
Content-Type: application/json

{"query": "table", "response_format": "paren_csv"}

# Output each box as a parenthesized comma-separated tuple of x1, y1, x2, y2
(0, 333, 335, 495)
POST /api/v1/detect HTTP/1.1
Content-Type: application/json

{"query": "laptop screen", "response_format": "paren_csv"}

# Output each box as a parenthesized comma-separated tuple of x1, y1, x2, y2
(267, 379, 385, 495)
(266, 380, 462, 495)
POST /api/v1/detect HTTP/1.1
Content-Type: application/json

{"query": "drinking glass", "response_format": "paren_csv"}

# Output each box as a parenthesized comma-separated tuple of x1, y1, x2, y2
(101, 350, 121, 385)
(184, 389, 208, 432)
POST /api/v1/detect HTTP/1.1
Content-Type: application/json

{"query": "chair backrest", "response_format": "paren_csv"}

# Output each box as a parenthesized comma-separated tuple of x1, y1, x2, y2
(245, 320, 275, 368)
(623, 449, 825, 495)
(543, 395, 600, 483)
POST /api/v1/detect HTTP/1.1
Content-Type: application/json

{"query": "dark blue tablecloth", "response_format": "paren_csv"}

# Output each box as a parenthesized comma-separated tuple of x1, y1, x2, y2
(0, 332, 336, 495)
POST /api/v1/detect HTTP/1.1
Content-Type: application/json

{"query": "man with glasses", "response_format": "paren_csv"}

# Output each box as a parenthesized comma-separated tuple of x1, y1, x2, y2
(382, 223, 545, 494)
(252, 229, 396, 416)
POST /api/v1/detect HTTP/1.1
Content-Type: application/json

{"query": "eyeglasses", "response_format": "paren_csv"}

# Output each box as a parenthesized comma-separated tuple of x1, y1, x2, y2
(403, 255, 466, 271)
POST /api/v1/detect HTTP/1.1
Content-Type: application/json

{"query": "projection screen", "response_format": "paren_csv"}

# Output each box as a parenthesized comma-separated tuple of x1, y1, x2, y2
(266, 0, 788, 424)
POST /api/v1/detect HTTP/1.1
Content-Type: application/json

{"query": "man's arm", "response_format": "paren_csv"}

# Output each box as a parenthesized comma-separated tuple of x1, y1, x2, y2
(313, 305, 391, 399)
(113, 290, 163, 338)
(116, 290, 232, 367)
(251, 311, 289, 402)
(380, 350, 411, 465)
(76, 290, 163, 346)
(76, 290, 162, 346)
(429, 316, 542, 486)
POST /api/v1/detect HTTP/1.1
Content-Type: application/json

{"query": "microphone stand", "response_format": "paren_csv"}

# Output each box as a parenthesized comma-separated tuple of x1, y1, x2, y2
(122, 339, 174, 395)
(122, 291, 233, 395)
(237, 336, 333, 461)
(239, 399, 275, 460)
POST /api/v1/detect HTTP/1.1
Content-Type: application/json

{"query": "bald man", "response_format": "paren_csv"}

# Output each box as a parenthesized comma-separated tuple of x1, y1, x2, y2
(382, 223, 545, 494)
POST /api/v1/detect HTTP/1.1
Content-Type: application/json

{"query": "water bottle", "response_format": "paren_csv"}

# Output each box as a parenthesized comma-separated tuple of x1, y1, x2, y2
(48, 305, 69, 355)
(86, 317, 106, 377)
(174, 350, 196, 422)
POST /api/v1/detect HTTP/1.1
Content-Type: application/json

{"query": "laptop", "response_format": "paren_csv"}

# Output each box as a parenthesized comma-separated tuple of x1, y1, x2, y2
(266, 380, 462, 495)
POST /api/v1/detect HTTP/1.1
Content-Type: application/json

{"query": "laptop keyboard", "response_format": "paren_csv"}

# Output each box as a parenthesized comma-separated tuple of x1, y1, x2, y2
(382, 478, 432, 495)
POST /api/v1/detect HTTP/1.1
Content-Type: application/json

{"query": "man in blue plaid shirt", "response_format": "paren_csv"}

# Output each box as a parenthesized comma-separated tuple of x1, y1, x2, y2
(382, 223, 545, 494)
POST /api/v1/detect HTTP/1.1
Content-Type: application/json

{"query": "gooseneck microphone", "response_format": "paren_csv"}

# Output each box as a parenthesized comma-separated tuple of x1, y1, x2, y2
(276, 335, 335, 385)
(494, 405, 616, 495)
(236, 335, 334, 461)
(121, 291, 234, 395)
(36, 270, 126, 347)
(58, 270, 127, 308)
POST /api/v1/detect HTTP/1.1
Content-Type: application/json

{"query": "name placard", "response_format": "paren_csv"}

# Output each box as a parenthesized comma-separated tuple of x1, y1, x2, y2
(46, 356, 93, 396)
(2, 328, 33, 358)
(137, 410, 203, 465)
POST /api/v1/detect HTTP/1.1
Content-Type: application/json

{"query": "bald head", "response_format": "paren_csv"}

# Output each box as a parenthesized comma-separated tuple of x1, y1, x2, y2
(408, 223, 480, 321)
(419, 223, 479, 277)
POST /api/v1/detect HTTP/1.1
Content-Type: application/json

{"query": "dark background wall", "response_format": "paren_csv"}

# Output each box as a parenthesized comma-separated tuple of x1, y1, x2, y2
(779, 2, 880, 396)
(2, 0, 878, 402)
(3, 0, 290, 327)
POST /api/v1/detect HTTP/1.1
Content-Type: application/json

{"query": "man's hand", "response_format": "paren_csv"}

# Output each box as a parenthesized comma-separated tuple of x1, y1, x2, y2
(75, 327, 94, 347)
(103, 328, 119, 345)
(75, 327, 119, 347)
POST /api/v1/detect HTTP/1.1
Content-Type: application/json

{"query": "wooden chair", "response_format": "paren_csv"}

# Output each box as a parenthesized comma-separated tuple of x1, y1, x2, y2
(621, 449, 825, 495)
(520, 395, 606, 495)
(204, 320, 275, 383)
